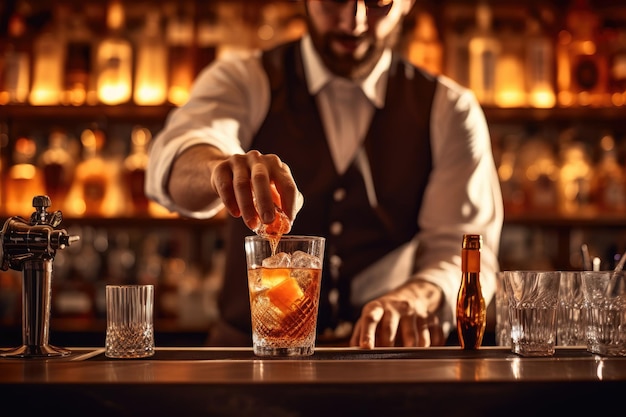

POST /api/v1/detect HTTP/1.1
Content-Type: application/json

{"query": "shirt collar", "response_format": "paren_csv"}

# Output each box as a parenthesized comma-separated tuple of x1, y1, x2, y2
(300, 34, 390, 109)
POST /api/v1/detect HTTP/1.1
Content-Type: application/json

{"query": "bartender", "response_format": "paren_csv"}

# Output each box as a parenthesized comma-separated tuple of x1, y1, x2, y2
(145, 0, 503, 348)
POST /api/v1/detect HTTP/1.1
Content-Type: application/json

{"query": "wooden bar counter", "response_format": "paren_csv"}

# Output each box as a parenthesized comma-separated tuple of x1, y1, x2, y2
(1, 346, 625, 416)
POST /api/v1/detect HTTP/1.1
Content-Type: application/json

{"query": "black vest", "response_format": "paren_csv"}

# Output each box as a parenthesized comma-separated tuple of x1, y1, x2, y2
(219, 41, 437, 337)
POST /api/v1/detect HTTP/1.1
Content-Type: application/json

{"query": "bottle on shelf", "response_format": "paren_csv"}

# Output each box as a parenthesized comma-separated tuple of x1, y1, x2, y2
(591, 133, 626, 212)
(468, 1, 501, 105)
(123, 126, 151, 216)
(65, 127, 125, 217)
(62, 6, 95, 106)
(443, 8, 471, 88)
(518, 135, 559, 212)
(405, 8, 443, 75)
(524, 8, 556, 108)
(165, 2, 196, 106)
(38, 128, 77, 206)
(0, 9, 31, 104)
(605, 27, 626, 106)
(456, 234, 486, 350)
(496, 135, 526, 214)
(557, 0, 609, 107)
(29, 5, 65, 106)
(195, 5, 220, 75)
(557, 133, 594, 214)
(133, 9, 168, 106)
(95, 0, 132, 105)
(494, 21, 526, 108)
(4, 136, 46, 217)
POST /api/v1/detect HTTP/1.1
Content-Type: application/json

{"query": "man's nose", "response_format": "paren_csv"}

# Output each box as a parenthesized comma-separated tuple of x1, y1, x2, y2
(337, 1, 368, 34)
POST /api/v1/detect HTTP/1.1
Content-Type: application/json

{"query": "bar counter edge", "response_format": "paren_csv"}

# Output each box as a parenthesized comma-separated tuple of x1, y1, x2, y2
(0, 346, 624, 417)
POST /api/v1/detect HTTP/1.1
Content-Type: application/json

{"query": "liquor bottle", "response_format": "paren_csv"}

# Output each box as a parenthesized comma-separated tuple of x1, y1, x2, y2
(65, 127, 125, 217)
(605, 28, 626, 106)
(443, 11, 471, 88)
(405, 9, 443, 75)
(519, 136, 559, 211)
(5, 137, 46, 217)
(557, 0, 608, 107)
(468, 1, 501, 105)
(62, 7, 94, 106)
(96, 0, 132, 105)
(524, 9, 556, 108)
(166, 3, 195, 106)
(456, 234, 486, 350)
(195, 7, 220, 75)
(133, 10, 167, 106)
(65, 128, 107, 216)
(494, 23, 526, 108)
(591, 133, 626, 212)
(123, 126, 151, 215)
(38, 129, 76, 206)
(0, 10, 31, 104)
(29, 6, 65, 106)
(558, 136, 593, 214)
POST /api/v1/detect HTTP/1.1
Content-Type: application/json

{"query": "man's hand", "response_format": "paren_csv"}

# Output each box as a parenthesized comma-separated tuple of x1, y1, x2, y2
(169, 146, 303, 229)
(350, 280, 446, 348)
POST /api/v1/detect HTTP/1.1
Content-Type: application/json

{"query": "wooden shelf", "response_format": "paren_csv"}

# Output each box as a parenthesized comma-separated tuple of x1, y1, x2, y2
(504, 210, 626, 228)
(483, 106, 626, 124)
(0, 104, 176, 122)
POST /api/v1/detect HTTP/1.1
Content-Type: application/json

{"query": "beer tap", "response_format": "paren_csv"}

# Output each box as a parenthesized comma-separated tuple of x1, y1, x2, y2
(0, 195, 80, 358)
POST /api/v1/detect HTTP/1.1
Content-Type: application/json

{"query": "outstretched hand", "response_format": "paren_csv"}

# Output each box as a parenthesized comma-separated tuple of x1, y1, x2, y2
(350, 280, 446, 348)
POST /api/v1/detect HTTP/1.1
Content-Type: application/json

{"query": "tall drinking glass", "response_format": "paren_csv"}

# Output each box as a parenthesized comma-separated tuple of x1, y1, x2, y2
(245, 235, 325, 357)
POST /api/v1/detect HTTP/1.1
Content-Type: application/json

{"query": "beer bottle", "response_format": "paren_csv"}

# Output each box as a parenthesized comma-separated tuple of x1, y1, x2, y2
(456, 234, 486, 349)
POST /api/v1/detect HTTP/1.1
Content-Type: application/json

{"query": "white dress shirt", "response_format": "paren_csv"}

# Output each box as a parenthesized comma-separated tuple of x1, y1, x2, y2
(146, 34, 503, 335)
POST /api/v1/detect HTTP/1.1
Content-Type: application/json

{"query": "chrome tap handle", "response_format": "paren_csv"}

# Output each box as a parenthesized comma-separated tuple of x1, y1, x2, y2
(0, 195, 79, 358)
(29, 195, 63, 228)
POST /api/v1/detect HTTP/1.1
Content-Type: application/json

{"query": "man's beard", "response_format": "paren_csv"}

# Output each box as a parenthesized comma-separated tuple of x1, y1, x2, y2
(306, 17, 402, 80)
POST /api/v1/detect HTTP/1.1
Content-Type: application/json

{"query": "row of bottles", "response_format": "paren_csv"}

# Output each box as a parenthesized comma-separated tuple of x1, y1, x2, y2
(0, 224, 224, 327)
(494, 126, 626, 215)
(3, 0, 626, 110)
(407, 0, 626, 108)
(1, 123, 172, 218)
(0, 0, 306, 107)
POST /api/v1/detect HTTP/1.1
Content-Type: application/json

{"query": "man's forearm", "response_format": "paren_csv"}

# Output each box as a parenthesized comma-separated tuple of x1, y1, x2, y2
(168, 144, 227, 212)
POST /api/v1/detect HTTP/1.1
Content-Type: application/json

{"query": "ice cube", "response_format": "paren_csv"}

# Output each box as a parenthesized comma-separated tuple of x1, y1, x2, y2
(262, 252, 291, 268)
(254, 205, 291, 238)
(291, 250, 321, 269)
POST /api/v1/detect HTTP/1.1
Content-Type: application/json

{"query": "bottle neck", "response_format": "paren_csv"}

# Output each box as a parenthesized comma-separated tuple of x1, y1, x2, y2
(462, 248, 481, 274)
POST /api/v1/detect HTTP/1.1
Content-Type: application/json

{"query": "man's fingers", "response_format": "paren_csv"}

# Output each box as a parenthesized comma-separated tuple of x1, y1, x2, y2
(355, 303, 385, 349)
(414, 315, 431, 347)
(399, 316, 417, 346)
(428, 316, 445, 346)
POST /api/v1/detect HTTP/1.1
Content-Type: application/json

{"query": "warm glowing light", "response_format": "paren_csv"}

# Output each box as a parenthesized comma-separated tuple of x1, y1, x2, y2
(495, 56, 526, 107)
(528, 89, 556, 108)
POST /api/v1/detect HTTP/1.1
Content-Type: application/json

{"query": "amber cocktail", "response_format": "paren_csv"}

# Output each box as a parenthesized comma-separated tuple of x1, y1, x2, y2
(245, 235, 325, 357)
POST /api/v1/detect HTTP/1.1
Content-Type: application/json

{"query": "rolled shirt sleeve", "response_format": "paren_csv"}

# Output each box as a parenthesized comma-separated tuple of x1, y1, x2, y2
(145, 53, 271, 219)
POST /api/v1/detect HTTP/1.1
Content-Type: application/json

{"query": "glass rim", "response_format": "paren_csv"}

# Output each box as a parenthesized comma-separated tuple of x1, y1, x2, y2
(245, 235, 325, 241)
(105, 284, 154, 289)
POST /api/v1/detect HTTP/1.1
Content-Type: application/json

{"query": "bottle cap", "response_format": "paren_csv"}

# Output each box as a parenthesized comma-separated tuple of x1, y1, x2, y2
(462, 234, 482, 250)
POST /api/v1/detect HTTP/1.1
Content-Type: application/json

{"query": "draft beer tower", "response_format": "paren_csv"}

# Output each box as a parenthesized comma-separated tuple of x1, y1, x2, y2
(0, 195, 80, 358)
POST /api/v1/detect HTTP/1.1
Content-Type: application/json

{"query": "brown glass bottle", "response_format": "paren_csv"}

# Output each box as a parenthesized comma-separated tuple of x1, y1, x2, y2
(456, 234, 486, 349)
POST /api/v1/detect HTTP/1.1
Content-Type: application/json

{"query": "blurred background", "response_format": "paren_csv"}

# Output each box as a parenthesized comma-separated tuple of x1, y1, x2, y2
(1, 0, 625, 345)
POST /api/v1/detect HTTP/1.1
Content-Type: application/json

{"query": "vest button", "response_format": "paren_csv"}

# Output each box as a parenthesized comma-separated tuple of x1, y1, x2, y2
(333, 188, 346, 202)
(330, 255, 342, 278)
(328, 288, 339, 306)
(330, 255, 342, 268)
(330, 221, 343, 235)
